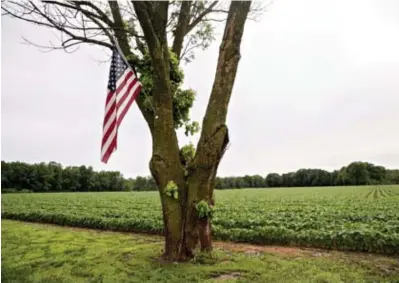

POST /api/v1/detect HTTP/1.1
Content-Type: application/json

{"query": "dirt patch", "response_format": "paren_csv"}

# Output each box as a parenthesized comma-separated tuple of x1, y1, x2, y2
(214, 241, 309, 257)
(311, 251, 331, 257)
(212, 272, 241, 281)
(152, 256, 174, 265)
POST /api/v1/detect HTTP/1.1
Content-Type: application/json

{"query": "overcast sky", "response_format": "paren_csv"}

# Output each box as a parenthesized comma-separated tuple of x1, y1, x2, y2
(2, 0, 399, 178)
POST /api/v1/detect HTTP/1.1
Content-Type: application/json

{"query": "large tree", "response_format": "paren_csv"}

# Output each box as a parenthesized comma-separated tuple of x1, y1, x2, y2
(2, 0, 254, 261)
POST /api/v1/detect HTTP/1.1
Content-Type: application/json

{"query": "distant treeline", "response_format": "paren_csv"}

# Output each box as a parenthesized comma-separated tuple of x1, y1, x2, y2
(1, 160, 399, 193)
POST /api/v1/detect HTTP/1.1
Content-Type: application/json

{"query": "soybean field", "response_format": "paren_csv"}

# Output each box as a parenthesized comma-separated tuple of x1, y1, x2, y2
(2, 185, 399, 254)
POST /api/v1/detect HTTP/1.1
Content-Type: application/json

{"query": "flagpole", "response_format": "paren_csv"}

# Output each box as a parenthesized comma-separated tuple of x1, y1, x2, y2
(112, 37, 139, 77)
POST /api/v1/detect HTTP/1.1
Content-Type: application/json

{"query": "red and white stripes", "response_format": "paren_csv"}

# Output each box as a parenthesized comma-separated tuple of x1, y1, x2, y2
(101, 69, 142, 163)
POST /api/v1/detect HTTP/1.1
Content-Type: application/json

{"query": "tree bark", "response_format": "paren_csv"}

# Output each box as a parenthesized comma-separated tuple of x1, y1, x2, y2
(184, 0, 252, 252)
(132, 1, 189, 260)
(172, 1, 192, 59)
(132, 0, 251, 260)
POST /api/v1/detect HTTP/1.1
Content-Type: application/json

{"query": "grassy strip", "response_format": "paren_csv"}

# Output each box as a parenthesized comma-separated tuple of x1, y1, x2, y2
(3, 211, 399, 255)
(3, 220, 399, 283)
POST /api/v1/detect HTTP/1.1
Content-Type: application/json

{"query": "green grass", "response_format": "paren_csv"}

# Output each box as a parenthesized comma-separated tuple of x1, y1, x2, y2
(2, 220, 399, 283)
(2, 185, 399, 254)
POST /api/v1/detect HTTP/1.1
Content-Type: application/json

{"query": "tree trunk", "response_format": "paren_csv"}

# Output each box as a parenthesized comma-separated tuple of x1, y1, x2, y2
(149, 69, 188, 259)
(5, 0, 251, 262)
(198, 218, 212, 251)
(183, 1, 252, 253)
(134, 0, 252, 261)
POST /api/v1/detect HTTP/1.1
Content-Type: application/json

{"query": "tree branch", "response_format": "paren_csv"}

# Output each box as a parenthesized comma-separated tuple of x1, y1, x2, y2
(129, 20, 147, 55)
(132, 0, 185, 176)
(42, 0, 114, 27)
(195, 0, 252, 166)
(180, 39, 203, 62)
(186, 1, 218, 34)
(2, 1, 114, 50)
(131, 1, 159, 54)
(21, 36, 80, 53)
(171, 1, 192, 59)
(31, 0, 112, 49)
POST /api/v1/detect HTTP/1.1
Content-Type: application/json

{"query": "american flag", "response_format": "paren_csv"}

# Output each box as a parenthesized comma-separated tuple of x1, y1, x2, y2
(101, 47, 142, 163)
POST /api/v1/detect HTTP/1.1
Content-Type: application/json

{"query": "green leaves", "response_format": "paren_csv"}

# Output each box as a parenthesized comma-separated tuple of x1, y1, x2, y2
(184, 121, 200, 136)
(172, 88, 196, 129)
(182, 21, 215, 64)
(179, 143, 195, 166)
(135, 50, 198, 134)
(195, 200, 215, 219)
(164, 181, 179, 200)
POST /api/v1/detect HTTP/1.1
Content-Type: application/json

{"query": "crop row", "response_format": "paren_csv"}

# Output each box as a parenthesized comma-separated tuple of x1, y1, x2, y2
(2, 186, 399, 254)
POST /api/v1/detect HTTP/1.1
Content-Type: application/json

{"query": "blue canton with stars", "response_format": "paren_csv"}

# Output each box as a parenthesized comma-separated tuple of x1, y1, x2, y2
(107, 47, 130, 92)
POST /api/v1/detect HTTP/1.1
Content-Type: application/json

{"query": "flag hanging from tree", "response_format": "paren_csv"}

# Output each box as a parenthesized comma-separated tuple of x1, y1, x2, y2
(101, 46, 142, 163)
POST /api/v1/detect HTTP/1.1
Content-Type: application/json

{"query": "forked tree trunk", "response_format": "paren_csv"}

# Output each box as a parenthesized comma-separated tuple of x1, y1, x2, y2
(5, 0, 251, 262)
(133, 0, 252, 261)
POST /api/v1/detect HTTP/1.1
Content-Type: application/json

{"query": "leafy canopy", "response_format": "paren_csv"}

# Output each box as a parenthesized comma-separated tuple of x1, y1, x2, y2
(131, 49, 198, 136)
